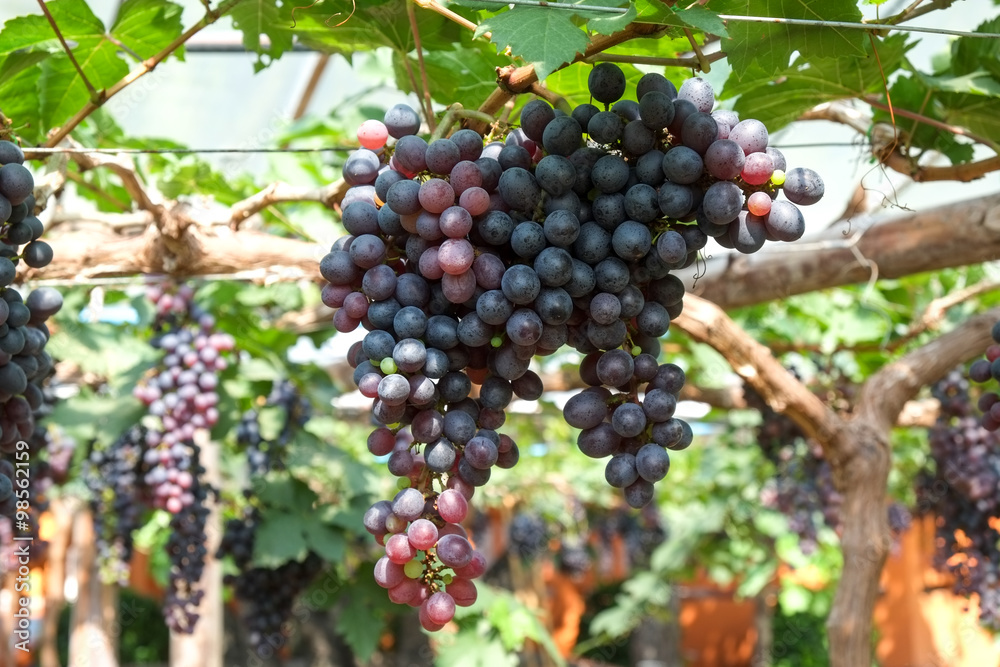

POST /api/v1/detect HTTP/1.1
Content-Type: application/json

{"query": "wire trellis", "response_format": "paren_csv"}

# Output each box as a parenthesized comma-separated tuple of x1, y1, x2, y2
(470, 0, 1000, 39)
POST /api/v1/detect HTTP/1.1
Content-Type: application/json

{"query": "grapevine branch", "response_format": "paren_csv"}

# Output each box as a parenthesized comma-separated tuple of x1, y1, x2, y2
(43, 0, 247, 147)
(228, 179, 349, 229)
(799, 102, 1000, 182)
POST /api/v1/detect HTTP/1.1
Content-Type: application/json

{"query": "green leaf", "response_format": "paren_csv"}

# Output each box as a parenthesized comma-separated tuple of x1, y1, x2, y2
(723, 34, 911, 131)
(301, 518, 346, 562)
(951, 17, 1000, 81)
(477, 7, 590, 81)
(0, 0, 104, 55)
(39, 41, 129, 128)
(45, 321, 158, 384)
(48, 388, 147, 445)
(255, 475, 317, 511)
(713, 0, 866, 80)
(393, 32, 512, 110)
(333, 575, 395, 661)
(634, 2, 728, 38)
(230, 0, 296, 72)
(111, 0, 186, 60)
(252, 511, 309, 567)
(0, 51, 51, 83)
(437, 634, 518, 667)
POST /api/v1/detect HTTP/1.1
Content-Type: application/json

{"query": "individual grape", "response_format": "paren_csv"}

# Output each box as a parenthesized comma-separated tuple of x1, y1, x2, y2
(597, 349, 634, 386)
(520, 99, 556, 142)
(22, 241, 53, 269)
(543, 209, 580, 247)
(657, 182, 694, 219)
(394, 135, 429, 174)
(612, 403, 647, 438)
(588, 62, 627, 104)
(741, 152, 775, 186)
(498, 167, 542, 212)
(702, 181, 745, 224)
(506, 308, 543, 346)
(764, 201, 805, 242)
(783, 167, 825, 205)
(747, 191, 773, 216)
(612, 220, 652, 262)
(542, 116, 583, 156)
(728, 119, 769, 156)
(563, 390, 609, 430)
(637, 72, 677, 100)
(438, 239, 474, 275)
(656, 230, 687, 264)
(384, 104, 421, 138)
(451, 129, 484, 161)
(0, 164, 33, 205)
(0, 140, 25, 165)
(501, 265, 541, 305)
(622, 120, 656, 156)
(678, 77, 715, 113)
(578, 423, 621, 458)
(624, 184, 660, 224)
(571, 103, 600, 130)
(605, 454, 639, 488)
(590, 292, 622, 325)
(681, 112, 718, 154)
(638, 91, 676, 130)
(765, 147, 787, 172)
(624, 478, 655, 508)
(511, 221, 547, 259)
(591, 154, 630, 193)
(426, 139, 461, 175)
(342, 149, 380, 186)
(704, 139, 746, 180)
(498, 144, 532, 171)
(587, 111, 624, 144)
(535, 155, 577, 196)
(662, 146, 703, 185)
(635, 444, 670, 482)
(357, 119, 389, 150)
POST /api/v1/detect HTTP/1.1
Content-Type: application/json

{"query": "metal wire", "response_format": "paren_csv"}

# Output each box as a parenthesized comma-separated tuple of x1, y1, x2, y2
(468, 0, 1000, 38)
(24, 146, 356, 156)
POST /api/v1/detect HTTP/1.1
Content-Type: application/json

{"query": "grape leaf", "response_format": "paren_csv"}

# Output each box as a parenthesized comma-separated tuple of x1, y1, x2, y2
(301, 517, 346, 562)
(568, 0, 636, 35)
(333, 575, 395, 661)
(0, 0, 106, 55)
(722, 35, 911, 131)
(230, 0, 296, 72)
(634, 2, 729, 38)
(436, 635, 518, 667)
(477, 7, 590, 81)
(39, 42, 129, 129)
(712, 0, 866, 80)
(252, 511, 310, 567)
(284, 0, 457, 60)
(951, 17, 1000, 82)
(111, 0, 186, 60)
(393, 31, 512, 109)
(872, 76, 978, 164)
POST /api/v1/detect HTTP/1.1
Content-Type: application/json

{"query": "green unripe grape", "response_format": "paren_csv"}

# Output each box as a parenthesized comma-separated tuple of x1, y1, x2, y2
(403, 560, 423, 579)
(442, 573, 454, 585)
(491, 336, 503, 348)
(771, 169, 786, 186)
(397, 477, 411, 490)
(380, 357, 397, 374)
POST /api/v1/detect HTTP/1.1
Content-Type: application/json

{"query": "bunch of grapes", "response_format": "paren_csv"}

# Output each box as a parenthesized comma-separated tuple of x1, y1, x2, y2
(746, 385, 842, 554)
(133, 282, 235, 513)
(84, 425, 148, 585)
(219, 384, 323, 655)
(967, 319, 1000, 431)
(321, 64, 824, 627)
(163, 440, 212, 633)
(921, 369, 1000, 629)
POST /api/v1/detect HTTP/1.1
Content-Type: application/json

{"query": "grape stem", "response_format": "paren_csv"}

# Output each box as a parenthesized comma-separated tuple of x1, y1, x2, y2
(36, 0, 101, 100)
(406, 0, 438, 134)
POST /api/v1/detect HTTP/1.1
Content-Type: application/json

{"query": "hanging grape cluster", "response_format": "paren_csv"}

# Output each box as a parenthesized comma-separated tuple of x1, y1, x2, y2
(133, 283, 234, 513)
(967, 319, 1000, 431)
(217, 382, 322, 657)
(746, 384, 842, 554)
(319, 64, 825, 628)
(124, 282, 234, 632)
(84, 425, 148, 585)
(920, 369, 1000, 628)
